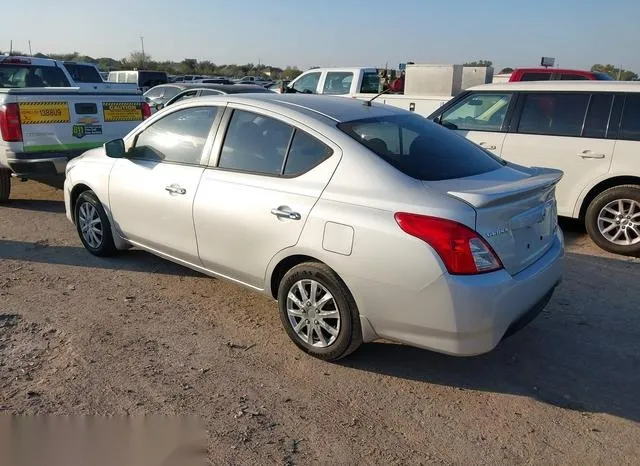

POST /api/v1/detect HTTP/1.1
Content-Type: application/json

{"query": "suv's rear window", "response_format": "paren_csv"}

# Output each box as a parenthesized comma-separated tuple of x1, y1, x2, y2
(0, 64, 70, 88)
(338, 114, 503, 181)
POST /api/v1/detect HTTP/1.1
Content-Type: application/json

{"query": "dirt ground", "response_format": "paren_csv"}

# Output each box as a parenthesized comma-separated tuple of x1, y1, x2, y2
(1, 179, 639, 465)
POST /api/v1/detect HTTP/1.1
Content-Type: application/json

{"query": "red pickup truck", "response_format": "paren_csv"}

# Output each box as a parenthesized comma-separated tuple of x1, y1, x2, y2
(509, 68, 614, 81)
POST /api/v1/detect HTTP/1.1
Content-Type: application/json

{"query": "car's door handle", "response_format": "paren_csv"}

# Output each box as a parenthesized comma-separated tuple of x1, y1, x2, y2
(271, 207, 301, 220)
(578, 150, 606, 159)
(479, 142, 497, 150)
(165, 184, 187, 195)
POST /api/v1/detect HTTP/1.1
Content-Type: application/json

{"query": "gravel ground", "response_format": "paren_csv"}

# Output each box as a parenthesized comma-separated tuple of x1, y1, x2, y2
(1, 179, 639, 465)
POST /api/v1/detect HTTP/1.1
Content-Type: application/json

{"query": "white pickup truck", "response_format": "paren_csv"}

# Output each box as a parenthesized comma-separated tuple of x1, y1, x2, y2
(0, 55, 149, 201)
(285, 67, 453, 117)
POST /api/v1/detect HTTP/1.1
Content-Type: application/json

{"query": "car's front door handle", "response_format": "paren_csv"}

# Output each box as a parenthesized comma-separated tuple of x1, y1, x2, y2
(578, 150, 606, 159)
(271, 207, 301, 220)
(165, 184, 187, 195)
(479, 142, 497, 150)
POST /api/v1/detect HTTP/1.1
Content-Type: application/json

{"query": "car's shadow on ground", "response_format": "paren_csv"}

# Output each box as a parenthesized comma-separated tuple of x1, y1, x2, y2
(1, 199, 66, 213)
(343, 251, 640, 423)
(0, 239, 204, 277)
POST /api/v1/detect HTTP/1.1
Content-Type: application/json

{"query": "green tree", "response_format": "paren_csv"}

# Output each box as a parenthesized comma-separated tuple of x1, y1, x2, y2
(281, 66, 302, 80)
(464, 60, 493, 67)
(123, 51, 148, 69)
(180, 58, 198, 74)
(499, 67, 514, 74)
(591, 64, 638, 81)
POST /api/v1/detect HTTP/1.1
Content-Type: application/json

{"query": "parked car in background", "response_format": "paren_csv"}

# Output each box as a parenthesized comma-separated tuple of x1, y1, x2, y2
(64, 94, 562, 360)
(235, 76, 273, 87)
(107, 70, 168, 92)
(509, 68, 614, 82)
(0, 56, 149, 201)
(159, 84, 273, 109)
(173, 75, 207, 83)
(267, 80, 291, 93)
(194, 78, 236, 85)
(429, 81, 640, 256)
(144, 83, 271, 113)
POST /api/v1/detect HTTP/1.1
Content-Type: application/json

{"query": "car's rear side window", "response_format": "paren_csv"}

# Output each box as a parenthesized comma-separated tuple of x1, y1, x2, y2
(619, 94, 640, 141)
(519, 72, 552, 81)
(338, 114, 503, 181)
(582, 94, 614, 138)
(284, 130, 333, 176)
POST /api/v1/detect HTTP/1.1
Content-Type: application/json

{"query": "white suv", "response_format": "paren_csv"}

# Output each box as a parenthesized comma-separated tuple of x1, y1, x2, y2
(429, 81, 640, 256)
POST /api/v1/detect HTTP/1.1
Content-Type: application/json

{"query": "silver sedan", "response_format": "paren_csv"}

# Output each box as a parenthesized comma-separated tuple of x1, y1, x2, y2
(64, 94, 564, 360)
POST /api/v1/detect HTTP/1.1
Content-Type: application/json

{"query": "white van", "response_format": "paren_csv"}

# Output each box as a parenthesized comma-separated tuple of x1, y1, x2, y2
(428, 81, 640, 256)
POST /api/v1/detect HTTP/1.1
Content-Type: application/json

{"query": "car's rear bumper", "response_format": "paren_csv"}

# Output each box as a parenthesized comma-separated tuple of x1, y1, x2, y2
(5, 150, 87, 177)
(351, 229, 564, 356)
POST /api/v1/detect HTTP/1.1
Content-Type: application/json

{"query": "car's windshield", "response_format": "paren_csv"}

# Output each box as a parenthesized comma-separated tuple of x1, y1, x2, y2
(338, 114, 504, 181)
(0, 64, 71, 88)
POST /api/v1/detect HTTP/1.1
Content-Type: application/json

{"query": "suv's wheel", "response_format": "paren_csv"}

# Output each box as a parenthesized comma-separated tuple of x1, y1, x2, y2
(75, 190, 117, 257)
(0, 169, 11, 202)
(585, 185, 640, 256)
(277, 262, 362, 361)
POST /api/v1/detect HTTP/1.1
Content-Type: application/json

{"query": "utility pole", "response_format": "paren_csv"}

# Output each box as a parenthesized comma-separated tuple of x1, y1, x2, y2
(617, 65, 622, 80)
(140, 36, 145, 67)
(28, 40, 32, 55)
(9, 40, 12, 55)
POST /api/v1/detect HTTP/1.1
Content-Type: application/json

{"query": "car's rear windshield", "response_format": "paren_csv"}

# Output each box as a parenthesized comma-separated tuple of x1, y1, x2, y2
(63, 63, 103, 83)
(338, 114, 504, 181)
(0, 64, 71, 88)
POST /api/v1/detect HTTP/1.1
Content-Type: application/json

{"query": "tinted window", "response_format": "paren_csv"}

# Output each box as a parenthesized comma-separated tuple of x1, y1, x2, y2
(594, 72, 614, 81)
(619, 94, 640, 141)
(559, 74, 588, 80)
(131, 107, 217, 164)
(517, 93, 589, 136)
(440, 93, 512, 131)
(323, 72, 353, 95)
(292, 72, 321, 94)
(582, 94, 613, 138)
(138, 71, 168, 88)
(64, 63, 103, 83)
(0, 64, 70, 87)
(520, 72, 552, 81)
(219, 110, 293, 175)
(338, 114, 503, 181)
(199, 89, 223, 96)
(284, 131, 333, 176)
(360, 71, 380, 94)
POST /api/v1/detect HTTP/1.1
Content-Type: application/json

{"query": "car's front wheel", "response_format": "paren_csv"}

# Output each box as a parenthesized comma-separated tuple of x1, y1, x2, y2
(75, 190, 117, 256)
(585, 185, 640, 256)
(277, 262, 362, 361)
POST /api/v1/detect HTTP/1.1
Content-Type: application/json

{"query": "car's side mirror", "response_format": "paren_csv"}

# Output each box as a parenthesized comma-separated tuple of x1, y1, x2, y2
(155, 103, 164, 111)
(104, 138, 126, 158)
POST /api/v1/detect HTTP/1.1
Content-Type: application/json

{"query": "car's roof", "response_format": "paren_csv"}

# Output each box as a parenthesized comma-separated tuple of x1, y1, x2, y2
(514, 67, 596, 73)
(468, 81, 640, 92)
(190, 93, 406, 123)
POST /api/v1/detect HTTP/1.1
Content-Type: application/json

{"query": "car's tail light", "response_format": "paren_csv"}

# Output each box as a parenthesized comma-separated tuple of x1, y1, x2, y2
(0, 103, 23, 142)
(394, 213, 503, 275)
(141, 102, 151, 120)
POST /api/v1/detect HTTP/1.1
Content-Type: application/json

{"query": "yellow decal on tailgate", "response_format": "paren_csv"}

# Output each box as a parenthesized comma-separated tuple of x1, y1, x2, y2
(103, 102, 142, 122)
(19, 102, 70, 124)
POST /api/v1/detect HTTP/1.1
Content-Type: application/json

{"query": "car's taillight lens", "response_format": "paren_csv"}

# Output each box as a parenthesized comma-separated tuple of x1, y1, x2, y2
(141, 102, 151, 120)
(394, 213, 503, 275)
(0, 103, 23, 142)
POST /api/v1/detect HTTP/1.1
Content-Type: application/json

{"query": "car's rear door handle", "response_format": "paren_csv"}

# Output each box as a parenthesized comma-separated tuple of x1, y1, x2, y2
(165, 184, 186, 195)
(578, 150, 606, 159)
(479, 142, 497, 150)
(271, 207, 301, 220)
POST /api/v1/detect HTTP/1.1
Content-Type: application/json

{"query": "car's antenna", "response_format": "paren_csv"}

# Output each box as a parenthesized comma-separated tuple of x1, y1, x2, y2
(364, 87, 392, 107)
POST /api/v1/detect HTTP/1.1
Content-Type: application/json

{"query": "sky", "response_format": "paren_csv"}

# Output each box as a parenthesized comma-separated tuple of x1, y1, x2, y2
(3, 0, 639, 72)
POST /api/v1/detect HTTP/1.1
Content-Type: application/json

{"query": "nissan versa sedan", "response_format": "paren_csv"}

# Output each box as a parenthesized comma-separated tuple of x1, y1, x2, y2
(64, 94, 564, 361)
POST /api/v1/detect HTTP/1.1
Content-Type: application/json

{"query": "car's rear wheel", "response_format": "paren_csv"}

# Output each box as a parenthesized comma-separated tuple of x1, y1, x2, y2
(0, 169, 11, 202)
(277, 262, 362, 361)
(585, 185, 640, 256)
(75, 190, 117, 256)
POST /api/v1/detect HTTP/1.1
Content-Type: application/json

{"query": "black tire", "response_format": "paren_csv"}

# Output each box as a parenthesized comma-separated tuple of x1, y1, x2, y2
(0, 168, 10, 202)
(277, 262, 362, 361)
(585, 184, 640, 256)
(74, 190, 117, 257)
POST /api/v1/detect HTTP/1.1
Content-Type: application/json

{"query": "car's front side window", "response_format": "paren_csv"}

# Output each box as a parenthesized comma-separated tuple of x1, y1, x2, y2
(130, 107, 218, 165)
(440, 93, 513, 132)
(218, 110, 294, 175)
(292, 72, 321, 94)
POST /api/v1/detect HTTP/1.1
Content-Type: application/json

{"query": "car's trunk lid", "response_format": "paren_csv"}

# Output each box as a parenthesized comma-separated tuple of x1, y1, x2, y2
(424, 165, 563, 275)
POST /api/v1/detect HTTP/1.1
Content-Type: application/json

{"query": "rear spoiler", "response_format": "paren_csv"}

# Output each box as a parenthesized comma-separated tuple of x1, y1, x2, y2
(447, 168, 563, 208)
